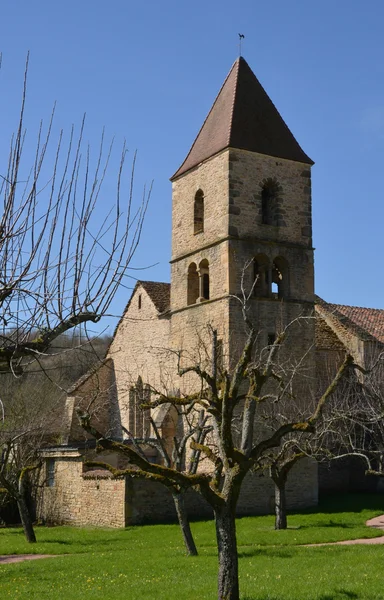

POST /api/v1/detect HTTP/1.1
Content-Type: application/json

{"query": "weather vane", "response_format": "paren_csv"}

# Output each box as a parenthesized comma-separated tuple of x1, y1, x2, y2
(238, 33, 245, 57)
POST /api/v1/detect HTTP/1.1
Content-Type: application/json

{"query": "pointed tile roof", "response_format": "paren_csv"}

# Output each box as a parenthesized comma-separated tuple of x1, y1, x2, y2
(316, 297, 384, 344)
(140, 281, 170, 313)
(172, 57, 313, 180)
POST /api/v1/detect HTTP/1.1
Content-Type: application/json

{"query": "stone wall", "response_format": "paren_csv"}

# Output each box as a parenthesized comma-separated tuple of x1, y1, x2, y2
(170, 297, 230, 378)
(38, 453, 126, 528)
(315, 314, 346, 395)
(228, 149, 312, 248)
(170, 151, 232, 321)
(127, 459, 317, 524)
(125, 479, 213, 524)
(38, 453, 317, 527)
(171, 150, 229, 265)
(237, 458, 318, 515)
(107, 284, 172, 430)
(319, 457, 378, 495)
(285, 458, 318, 509)
(66, 359, 117, 443)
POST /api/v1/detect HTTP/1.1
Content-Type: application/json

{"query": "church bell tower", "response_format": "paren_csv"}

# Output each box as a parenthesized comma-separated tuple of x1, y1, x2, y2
(169, 57, 315, 372)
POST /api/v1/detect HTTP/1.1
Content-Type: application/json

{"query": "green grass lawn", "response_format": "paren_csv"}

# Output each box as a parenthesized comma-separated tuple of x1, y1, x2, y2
(0, 494, 383, 600)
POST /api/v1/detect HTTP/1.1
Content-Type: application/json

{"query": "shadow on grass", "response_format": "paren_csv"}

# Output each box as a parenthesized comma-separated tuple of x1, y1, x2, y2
(317, 592, 359, 600)
(242, 591, 361, 600)
(238, 547, 294, 559)
(39, 539, 72, 545)
(39, 537, 130, 549)
(0, 528, 23, 535)
(297, 520, 354, 529)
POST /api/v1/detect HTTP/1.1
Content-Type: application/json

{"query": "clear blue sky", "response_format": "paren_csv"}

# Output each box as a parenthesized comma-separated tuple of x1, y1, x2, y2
(1, 0, 384, 333)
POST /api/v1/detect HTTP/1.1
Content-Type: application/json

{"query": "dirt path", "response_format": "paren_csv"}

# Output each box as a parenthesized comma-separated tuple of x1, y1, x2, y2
(306, 514, 384, 547)
(0, 554, 58, 564)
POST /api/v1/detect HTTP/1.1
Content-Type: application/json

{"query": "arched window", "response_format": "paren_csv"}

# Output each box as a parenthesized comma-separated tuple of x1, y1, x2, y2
(199, 259, 210, 300)
(261, 179, 279, 226)
(194, 190, 204, 234)
(128, 377, 150, 439)
(187, 263, 199, 305)
(272, 257, 289, 299)
(253, 254, 270, 297)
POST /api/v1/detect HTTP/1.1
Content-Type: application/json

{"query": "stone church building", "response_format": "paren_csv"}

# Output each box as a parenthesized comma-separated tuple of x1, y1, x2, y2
(38, 58, 384, 527)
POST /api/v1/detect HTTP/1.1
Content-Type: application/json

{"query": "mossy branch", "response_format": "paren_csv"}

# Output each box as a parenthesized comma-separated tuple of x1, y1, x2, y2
(251, 421, 314, 461)
(141, 391, 208, 410)
(190, 440, 222, 469)
(84, 461, 180, 488)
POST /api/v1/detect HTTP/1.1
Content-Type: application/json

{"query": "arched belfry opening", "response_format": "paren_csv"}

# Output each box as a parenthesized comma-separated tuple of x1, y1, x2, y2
(194, 189, 204, 234)
(187, 260, 210, 305)
(261, 178, 281, 226)
(187, 263, 199, 305)
(272, 257, 289, 299)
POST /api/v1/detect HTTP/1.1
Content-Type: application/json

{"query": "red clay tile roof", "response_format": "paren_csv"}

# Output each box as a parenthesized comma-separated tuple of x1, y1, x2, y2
(172, 57, 313, 180)
(316, 297, 384, 344)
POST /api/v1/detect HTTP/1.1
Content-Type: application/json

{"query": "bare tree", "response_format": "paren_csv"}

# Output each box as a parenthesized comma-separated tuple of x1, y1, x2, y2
(145, 405, 210, 556)
(0, 54, 149, 541)
(78, 310, 353, 600)
(0, 334, 114, 542)
(323, 354, 384, 478)
(86, 378, 211, 556)
(266, 439, 306, 530)
(0, 376, 64, 542)
(0, 55, 149, 376)
(253, 364, 360, 530)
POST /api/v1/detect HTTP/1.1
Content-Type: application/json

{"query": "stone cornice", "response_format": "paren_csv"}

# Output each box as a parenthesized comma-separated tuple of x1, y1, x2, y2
(170, 235, 314, 265)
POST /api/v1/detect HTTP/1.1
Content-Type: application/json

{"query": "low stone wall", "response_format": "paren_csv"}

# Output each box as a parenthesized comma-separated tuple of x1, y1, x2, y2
(38, 454, 318, 528)
(319, 457, 378, 495)
(38, 457, 126, 528)
(237, 458, 318, 516)
(126, 479, 213, 524)
(286, 457, 318, 509)
(125, 457, 317, 524)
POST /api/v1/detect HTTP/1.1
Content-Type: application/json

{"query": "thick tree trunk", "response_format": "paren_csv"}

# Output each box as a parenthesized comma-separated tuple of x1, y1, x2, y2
(17, 495, 36, 543)
(172, 492, 198, 556)
(18, 472, 36, 543)
(214, 504, 239, 600)
(274, 479, 287, 530)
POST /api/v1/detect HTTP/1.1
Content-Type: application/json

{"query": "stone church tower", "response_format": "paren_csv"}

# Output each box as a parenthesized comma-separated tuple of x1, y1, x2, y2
(169, 57, 315, 381)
